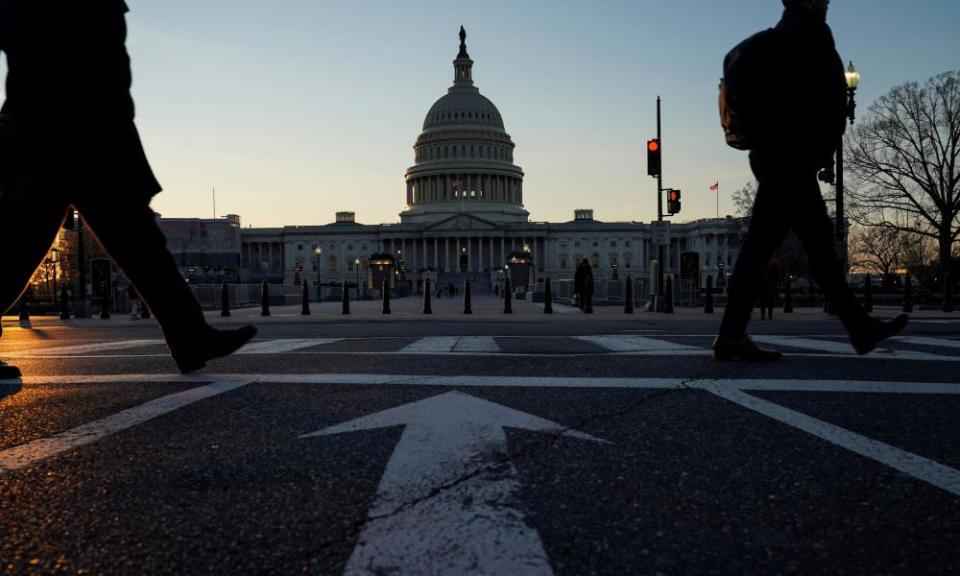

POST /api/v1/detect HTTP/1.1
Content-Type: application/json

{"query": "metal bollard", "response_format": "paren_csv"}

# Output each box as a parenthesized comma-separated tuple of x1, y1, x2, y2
(301, 279, 311, 316)
(624, 276, 634, 314)
(903, 272, 913, 313)
(584, 276, 594, 314)
(664, 276, 674, 314)
(863, 273, 873, 313)
(261, 280, 271, 316)
(422, 279, 432, 314)
(382, 279, 391, 314)
(463, 280, 472, 314)
(221, 281, 231, 317)
(784, 276, 794, 313)
(342, 280, 350, 314)
(60, 285, 71, 320)
(704, 275, 714, 314)
(544, 277, 554, 314)
(504, 278, 513, 314)
(944, 271, 954, 313)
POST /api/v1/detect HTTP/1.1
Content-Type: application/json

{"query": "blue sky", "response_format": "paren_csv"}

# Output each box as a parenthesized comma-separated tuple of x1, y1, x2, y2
(4, 0, 959, 226)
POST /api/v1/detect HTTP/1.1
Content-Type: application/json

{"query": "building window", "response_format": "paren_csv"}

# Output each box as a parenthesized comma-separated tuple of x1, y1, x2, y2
(328, 256, 337, 272)
(625, 255, 632, 268)
(610, 241, 617, 248)
(593, 241, 599, 248)
(297, 244, 303, 251)
(347, 258, 355, 272)
(574, 241, 581, 248)
(591, 254, 600, 268)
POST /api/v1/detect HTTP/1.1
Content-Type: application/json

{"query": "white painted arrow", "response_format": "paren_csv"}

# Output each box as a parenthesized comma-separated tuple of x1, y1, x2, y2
(301, 390, 608, 576)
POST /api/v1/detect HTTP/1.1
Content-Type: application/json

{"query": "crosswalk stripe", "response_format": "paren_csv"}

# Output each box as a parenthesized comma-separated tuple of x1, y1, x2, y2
(892, 336, 960, 350)
(8, 339, 165, 357)
(452, 336, 499, 353)
(0, 380, 250, 474)
(397, 336, 460, 353)
(575, 335, 702, 352)
(750, 335, 957, 360)
(236, 338, 341, 354)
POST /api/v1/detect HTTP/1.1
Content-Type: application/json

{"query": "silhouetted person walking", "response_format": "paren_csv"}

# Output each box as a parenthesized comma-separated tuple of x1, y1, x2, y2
(573, 259, 592, 310)
(714, 0, 907, 361)
(0, 0, 255, 378)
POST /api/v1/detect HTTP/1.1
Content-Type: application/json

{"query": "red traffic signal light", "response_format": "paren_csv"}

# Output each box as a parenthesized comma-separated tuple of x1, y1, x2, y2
(647, 139, 661, 177)
(667, 188, 682, 214)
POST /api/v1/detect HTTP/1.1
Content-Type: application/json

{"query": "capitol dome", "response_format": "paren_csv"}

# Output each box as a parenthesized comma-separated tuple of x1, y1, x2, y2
(401, 27, 527, 224)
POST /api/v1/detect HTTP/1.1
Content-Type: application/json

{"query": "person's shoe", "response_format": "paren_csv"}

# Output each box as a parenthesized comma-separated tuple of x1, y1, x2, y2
(849, 314, 909, 355)
(0, 360, 22, 379)
(713, 335, 783, 362)
(170, 325, 257, 374)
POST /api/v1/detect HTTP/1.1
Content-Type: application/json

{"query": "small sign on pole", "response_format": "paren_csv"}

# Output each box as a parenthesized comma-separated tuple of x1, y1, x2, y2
(651, 221, 671, 245)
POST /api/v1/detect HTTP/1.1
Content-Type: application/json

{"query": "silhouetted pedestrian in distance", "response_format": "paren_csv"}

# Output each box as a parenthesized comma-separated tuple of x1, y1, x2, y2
(0, 0, 255, 378)
(759, 259, 778, 320)
(573, 259, 592, 310)
(713, 0, 907, 361)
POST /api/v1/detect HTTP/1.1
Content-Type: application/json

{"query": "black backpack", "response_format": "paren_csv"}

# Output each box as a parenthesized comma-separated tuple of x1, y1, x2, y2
(719, 28, 780, 150)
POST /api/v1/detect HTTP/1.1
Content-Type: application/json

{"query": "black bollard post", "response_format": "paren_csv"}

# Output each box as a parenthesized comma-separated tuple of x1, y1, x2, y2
(624, 276, 634, 314)
(863, 273, 873, 313)
(59, 285, 71, 320)
(504, 278, 513, 314)
(382, 279, 391, 314)
(584, 276, 594, 314)
(705, 275, 714, 314)
(342, 280, 350, 315)
(903, 272, 913, 313)
(664, 276, 674, 314)
(422, 278, 432, 314)
(100, 289, 111, 320)
(784, 276, 794, 313)
(221, 281, 231, 317)
(301, 280, 311, 315)
(544, 277, 554, 314)
(944, 271, 954, 313)
(261, 280, 271, 316)
(18, 294, 30, 322)
(463, 280, 472, 314)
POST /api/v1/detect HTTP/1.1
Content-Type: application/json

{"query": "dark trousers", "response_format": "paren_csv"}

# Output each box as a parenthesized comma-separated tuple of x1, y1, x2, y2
(0, 192, 206, 346)
(719, 154, 866, 337)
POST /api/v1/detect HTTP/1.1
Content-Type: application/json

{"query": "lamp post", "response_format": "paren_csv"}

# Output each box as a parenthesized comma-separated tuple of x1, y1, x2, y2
(50, 248, 60, 305)
(523, 243, 532, 287)
(314, 245, 322, 301)
(355, 258, 361, 300)
(836, 61, 860, 277)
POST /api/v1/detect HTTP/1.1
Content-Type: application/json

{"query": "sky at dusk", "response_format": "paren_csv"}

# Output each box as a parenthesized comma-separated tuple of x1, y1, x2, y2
(3, 0, 959, 227)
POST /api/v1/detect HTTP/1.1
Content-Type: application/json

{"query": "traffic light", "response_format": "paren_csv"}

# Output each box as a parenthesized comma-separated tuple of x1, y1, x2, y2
(647, 139, 661, 177)
(667, 188, 682, 214)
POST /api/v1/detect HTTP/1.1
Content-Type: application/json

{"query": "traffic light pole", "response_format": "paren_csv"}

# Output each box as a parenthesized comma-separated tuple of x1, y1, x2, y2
(656, 97, 665, 301)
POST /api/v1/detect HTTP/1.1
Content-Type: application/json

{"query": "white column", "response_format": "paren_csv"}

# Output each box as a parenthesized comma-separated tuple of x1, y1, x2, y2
(468, 237, 474, 272)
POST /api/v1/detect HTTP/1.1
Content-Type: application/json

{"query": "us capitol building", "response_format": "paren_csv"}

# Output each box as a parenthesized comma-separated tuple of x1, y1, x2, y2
(164, 28, 744, 294)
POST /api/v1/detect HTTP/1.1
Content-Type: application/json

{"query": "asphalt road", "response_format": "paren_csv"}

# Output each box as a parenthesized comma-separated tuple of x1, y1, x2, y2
(1, 297, 958, 575)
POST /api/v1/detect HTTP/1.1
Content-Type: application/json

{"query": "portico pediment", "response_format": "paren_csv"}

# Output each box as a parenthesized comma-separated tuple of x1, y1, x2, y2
(424, 213, 503, 233)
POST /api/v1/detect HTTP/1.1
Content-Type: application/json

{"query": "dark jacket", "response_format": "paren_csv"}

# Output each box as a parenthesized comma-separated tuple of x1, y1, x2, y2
(1, 0, 160, 199)
(758, 9, 847, 168)
(574, 262, 593, 294)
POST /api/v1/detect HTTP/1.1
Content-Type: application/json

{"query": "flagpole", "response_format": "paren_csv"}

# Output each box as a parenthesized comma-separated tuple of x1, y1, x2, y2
(716, 181, 719, 219)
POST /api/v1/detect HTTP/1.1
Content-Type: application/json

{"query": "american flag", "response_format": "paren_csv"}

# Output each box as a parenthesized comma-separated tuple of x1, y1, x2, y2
(709, 181, 719, 192)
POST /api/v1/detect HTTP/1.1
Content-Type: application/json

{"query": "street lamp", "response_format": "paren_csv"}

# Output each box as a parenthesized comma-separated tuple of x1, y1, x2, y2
(835, 60, 860, 277)
(355, 258, 361, 300)
(314, 245, 322, 301)
(50, 248, 60, 305)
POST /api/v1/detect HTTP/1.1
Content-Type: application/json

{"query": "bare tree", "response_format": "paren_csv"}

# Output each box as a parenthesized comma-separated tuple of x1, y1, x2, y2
(846, 71, 960, 310)
(731, 181, 757, 218)
(849, 226, 902, 287)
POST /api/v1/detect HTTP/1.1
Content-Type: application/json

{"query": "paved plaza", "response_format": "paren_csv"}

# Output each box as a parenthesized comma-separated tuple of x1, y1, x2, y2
(2, 295, 959, 574)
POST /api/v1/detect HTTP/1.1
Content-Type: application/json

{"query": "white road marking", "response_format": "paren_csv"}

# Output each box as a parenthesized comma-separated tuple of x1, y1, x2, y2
(576, 335, 702, 352)
(892, 336, 960, 350)
(11, 374, 960, 395)
(7, 339, 165, 357)
(236, 338, 341, 354)
(704, 384, 960, 497)
(397, 336, 460, 354)
(452, 336, 499, 353)
(303, 390, 606, 575)
(0, 380, 250, 474)
(750, 335, 956, 360)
